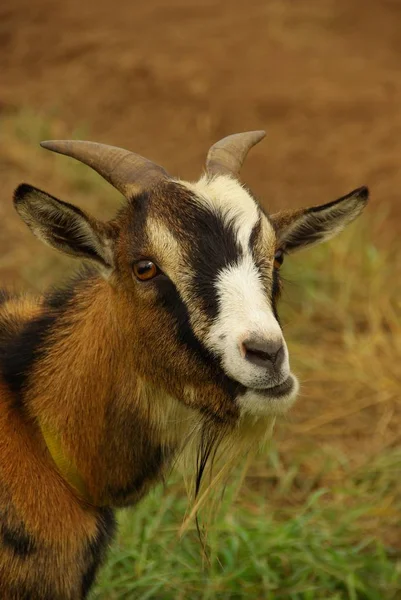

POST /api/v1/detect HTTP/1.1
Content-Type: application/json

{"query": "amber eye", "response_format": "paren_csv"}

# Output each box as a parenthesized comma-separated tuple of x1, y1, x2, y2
(274, 249, 285, 270)
(133, 260, 159, 281)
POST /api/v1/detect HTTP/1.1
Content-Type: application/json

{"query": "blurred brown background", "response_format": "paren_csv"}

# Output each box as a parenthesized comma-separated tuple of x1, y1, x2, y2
(2, 0, 401, 219)
(0, 0, 400, 548)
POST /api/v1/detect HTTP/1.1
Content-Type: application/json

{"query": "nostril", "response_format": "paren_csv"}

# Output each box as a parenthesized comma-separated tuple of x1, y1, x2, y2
(246, 346, 271, 362)
(241, 337, 284, 368)
(274, 344, 285, 369)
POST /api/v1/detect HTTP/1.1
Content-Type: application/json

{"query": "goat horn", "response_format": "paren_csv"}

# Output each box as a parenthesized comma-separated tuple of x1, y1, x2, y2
(40, 140, 169, 197)
(206, 130, 266, 178)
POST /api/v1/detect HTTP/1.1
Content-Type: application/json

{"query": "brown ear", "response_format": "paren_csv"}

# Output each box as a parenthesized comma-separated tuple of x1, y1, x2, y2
(14, 184, 116, 271)
(270, 187, 369, 253)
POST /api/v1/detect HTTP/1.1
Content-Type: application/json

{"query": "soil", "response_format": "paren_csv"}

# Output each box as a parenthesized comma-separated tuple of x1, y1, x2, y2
(2, 0, 401, 224)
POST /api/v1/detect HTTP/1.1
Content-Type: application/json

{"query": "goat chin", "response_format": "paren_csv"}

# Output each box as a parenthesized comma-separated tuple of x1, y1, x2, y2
(145, 385, 277, 476)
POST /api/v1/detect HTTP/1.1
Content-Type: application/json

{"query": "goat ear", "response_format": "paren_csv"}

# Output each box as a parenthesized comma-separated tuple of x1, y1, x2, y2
(270, 187, 369, 253)
(14, 184, 116, 271)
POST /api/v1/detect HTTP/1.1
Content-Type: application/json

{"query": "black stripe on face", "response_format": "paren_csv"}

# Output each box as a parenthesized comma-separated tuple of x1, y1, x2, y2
(248, 215, 282, 324)
(249, 215, 277, 304)
(154, 276, 241, 402)
(154, 276, 219, 365)
(125, 191, 151, 258)
(180, 203, 243, 319)
(271, 268, 282, 324)
(249, 216, 262, 254)
(137, 183, 242, 319)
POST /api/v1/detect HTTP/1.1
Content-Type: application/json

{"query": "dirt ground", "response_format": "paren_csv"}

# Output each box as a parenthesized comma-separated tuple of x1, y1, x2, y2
(2, 0, 401, 222)
(0, 1, 400, 509)
(1, 0, 401, 283)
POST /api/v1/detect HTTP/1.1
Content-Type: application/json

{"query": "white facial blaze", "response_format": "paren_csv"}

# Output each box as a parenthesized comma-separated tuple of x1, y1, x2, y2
(180, 174, 298, 416)
(205, 253, 290, 388)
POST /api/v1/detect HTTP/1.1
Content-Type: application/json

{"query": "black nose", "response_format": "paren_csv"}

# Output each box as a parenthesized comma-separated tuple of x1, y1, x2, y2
(242, 336, 285, 369)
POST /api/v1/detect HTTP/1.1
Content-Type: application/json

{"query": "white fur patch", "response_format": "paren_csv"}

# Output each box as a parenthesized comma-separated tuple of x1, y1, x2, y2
(237, 376, 299, 417)
(205, 253, 290, 389)
(179, 174, 274, 253)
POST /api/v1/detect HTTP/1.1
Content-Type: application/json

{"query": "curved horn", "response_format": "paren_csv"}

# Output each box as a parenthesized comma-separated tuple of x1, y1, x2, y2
(40, 140, 169, 197)
(206, 130, 266, 178)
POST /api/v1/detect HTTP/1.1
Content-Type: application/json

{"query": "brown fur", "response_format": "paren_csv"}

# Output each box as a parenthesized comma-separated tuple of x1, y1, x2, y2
(0, 240, 276, 597)
(0, 378, 105, 598)
(0, 276, 248, 598)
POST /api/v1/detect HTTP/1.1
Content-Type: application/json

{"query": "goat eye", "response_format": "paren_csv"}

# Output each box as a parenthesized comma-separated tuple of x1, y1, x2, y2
(274, 249, 284, 270)
(133, 260, 159, 281)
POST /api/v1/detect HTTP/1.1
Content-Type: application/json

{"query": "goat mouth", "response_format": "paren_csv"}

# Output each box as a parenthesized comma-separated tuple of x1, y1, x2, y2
(251, 375, 295, 398)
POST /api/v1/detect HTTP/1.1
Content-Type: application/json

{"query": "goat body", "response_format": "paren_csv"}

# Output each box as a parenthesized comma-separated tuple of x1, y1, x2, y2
(0, 132, 368, 598)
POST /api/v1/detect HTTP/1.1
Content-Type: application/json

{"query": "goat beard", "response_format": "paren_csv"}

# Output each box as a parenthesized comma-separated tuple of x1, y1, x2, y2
(174, 413, 276, 540)
(139, 383, 275, 539)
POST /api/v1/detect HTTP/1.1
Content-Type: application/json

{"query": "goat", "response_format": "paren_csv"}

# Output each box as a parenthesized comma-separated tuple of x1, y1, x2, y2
(0, 131, 368, 598)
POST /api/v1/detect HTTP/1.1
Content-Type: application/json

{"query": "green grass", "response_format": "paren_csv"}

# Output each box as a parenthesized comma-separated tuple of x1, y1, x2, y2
(93, 448, 401, 600)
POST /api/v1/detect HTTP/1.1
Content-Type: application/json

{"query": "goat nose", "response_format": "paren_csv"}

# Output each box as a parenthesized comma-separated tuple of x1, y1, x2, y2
(241, 336, 284, 369)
